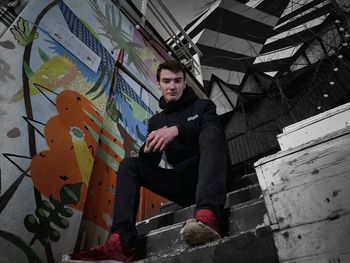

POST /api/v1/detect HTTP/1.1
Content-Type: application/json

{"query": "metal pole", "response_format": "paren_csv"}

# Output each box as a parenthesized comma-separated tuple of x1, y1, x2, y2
(155, 0, 203, 57)
(141, 0, 148, 26)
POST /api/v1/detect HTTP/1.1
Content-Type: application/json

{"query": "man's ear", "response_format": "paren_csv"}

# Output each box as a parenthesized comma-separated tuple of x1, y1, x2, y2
(156, 81, 160, 90)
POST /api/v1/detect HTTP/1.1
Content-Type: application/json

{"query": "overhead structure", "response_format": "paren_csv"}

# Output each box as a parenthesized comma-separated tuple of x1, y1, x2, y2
(168, 0, 349, 115)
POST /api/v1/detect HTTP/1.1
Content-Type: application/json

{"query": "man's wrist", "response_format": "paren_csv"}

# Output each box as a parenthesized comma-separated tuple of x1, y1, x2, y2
(171, 125, 179, 137)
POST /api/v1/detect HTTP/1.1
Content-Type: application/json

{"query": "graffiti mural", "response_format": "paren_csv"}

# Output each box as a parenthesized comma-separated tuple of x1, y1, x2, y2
(0, 0, 165, 262)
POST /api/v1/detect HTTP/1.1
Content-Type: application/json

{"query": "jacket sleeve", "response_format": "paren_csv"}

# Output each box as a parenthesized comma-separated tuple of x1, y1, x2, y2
(138, 117, 162, 165)
(176, 100, 223, 144)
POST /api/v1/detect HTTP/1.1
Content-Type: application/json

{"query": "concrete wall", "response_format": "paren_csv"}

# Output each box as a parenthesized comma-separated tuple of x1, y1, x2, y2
(0, 0, 166, 262)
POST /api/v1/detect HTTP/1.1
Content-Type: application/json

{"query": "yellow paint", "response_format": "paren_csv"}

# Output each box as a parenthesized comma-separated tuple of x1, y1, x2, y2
(12, 55, 78, 101)
(70, 127, 94, 185)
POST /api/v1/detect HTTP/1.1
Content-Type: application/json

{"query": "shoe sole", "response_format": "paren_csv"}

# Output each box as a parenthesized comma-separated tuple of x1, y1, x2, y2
(180, 219, 221, 247)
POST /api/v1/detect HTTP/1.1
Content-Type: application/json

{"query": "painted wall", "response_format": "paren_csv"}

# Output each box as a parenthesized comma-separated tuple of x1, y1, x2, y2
(0, 0, 167, 262)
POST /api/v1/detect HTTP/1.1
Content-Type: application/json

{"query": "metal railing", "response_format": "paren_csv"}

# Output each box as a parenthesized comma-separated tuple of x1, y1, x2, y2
(141, 0, 203, 76)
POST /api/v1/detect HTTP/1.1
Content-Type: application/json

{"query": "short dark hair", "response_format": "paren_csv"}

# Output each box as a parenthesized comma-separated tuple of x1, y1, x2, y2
(156, 60, 186, 82)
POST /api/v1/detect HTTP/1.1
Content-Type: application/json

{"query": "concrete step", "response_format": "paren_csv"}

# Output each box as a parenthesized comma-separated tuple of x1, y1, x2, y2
(62, 177, 265, 263)
(160, 201, 183, 214)
(230, 172, 258, 191)
(226, 183, 262, 207)
(62, 225, 277, 263)
(134, 226, 278, 263)
(135, 198, 268, 259)
(138, 183, 262, 236)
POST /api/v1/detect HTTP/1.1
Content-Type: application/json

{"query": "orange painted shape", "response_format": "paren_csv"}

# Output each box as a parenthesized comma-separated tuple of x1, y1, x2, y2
(30, 90, 126, 229)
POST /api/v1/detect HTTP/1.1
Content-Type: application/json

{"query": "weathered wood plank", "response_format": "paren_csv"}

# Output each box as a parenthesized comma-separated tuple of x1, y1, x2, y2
(261, 189, 278, 225)
(255, 129, 350, 193)
(255, 164, 278, 225)
(271, 173, 350, 228)
(277, 102, 350, 151)
(274, 213, 350, 261)
(255, 126, 350, 167)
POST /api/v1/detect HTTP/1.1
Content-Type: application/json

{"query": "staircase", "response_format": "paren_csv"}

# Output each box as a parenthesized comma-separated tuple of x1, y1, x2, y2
(131, 102, 350, 262)
(132, 172, 279, 262)
(62, 102, 350, 263)
(62, 172, 279, 262)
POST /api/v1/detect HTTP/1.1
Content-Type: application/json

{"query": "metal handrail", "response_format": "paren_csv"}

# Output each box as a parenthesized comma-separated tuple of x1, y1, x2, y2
(143, 0, 202, 76)
(147, 1, 195, 66)
(154, 0, 203, 57)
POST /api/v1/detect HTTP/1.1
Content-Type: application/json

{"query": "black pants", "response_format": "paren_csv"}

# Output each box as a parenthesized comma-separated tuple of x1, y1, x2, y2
(111, 126, 227, 247)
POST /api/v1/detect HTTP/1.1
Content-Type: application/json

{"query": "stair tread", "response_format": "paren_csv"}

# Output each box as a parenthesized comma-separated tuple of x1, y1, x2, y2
(134, 226, 278, 263)
(135, 198, 268, 258)
(232, 172, 257, 182)
(138, 198, 265, 237)
(62, 226, 276, 263)
(137, 185, 262, 235)
(230, 172, 259, 190)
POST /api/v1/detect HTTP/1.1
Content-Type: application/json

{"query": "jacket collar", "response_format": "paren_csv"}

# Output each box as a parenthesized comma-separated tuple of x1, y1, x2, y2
(159, 87, 198, 112)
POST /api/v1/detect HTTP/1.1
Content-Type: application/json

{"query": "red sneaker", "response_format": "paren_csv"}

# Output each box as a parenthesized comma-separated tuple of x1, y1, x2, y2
(195, 209, 221, 233)
(180, 209, 221, 246)
(68, 232, 134, 262)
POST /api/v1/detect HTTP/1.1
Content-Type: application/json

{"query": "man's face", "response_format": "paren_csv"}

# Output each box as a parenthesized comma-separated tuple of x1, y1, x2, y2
(157, 69, 186, 103)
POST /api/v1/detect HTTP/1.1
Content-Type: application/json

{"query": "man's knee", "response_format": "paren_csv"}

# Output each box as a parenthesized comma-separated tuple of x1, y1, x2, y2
(118, 157, 140, 176)
(199, 126, 225, 145)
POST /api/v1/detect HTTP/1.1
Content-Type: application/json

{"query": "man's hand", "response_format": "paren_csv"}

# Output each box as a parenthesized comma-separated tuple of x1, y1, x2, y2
(144, 126, 178, 153)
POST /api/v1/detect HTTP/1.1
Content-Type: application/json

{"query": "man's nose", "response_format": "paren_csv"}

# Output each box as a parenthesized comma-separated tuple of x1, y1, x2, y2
(168, 81, 176, 89)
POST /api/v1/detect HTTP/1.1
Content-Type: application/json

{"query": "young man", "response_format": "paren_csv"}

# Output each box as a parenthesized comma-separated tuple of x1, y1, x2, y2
(69, 60, 227, 262)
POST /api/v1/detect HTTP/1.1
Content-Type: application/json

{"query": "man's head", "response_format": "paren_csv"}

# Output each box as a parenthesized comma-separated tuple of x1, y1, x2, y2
(156, 60, 187, 103)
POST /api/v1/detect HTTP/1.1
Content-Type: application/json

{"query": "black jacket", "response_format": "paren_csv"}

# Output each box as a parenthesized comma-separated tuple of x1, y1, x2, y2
(139, 88, 224, 167)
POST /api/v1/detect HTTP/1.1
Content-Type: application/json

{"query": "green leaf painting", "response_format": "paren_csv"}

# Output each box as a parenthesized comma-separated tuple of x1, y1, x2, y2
(10, 17, 39, 46)
(24, 183, 81, 245)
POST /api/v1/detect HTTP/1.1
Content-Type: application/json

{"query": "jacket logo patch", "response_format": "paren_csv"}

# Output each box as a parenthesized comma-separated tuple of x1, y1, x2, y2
(187, 114, 199, 121)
